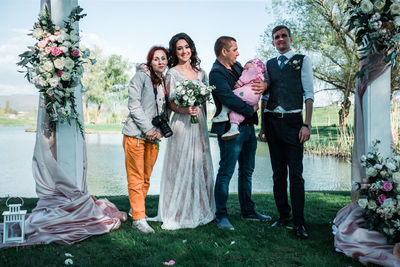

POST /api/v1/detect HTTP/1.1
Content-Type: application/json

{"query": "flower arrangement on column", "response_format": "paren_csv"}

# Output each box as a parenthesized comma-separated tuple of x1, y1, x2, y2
(17, 6, 95, 136)
(353, 141, 400, 244)
(347, 0, 400, 77)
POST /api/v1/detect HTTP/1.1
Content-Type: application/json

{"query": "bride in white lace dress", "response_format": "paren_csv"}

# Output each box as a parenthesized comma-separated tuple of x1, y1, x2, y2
(154, 33, 215, 230)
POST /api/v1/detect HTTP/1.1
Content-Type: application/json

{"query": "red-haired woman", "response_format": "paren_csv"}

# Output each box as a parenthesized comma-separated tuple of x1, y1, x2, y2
(122, 46, 168, 234)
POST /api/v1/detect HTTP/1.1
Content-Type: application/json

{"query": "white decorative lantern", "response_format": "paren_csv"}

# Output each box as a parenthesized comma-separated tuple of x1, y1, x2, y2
(2, 197, 26, 244)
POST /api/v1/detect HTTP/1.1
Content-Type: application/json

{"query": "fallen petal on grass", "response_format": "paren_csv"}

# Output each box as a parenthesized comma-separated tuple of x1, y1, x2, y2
(64, 258, 73, 265)
(162, 260, 175, 265)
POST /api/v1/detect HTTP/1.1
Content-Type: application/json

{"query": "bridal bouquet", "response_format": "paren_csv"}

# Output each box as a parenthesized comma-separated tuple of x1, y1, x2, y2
(173, 80, 215, 123)
(346, 0, 400, 77)
(354, 141, 400, 243)
(17, 6, 95, 137)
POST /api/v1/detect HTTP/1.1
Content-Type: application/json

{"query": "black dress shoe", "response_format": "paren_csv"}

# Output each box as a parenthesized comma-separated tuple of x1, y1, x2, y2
(271, 217, 292, 227)
(295, 225, 309, 239)
(241, 211, 272, 221)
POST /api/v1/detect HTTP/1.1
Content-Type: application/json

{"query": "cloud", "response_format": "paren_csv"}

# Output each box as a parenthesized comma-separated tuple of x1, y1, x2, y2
(0, 83, 36, 96)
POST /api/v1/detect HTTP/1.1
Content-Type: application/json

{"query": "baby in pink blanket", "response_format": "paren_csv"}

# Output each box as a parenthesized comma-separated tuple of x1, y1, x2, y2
(212, 58, 265, 140)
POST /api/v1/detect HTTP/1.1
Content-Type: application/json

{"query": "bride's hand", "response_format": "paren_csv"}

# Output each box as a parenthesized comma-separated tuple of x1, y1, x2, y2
(186, 106, 198, 116)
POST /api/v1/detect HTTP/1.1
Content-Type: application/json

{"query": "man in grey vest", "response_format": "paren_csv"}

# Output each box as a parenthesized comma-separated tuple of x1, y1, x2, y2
(259, 25, 314, 239)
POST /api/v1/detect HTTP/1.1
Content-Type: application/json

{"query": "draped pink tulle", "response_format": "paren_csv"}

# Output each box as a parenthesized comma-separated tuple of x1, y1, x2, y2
(334, 203, 400, 267)
(0, 97, 126, 248)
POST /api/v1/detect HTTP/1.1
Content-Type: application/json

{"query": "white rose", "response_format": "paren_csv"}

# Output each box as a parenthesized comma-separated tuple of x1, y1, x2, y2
(387, 162, 397, 171)
(79, 44, 87, 52)
(53, 58, 65, 70)
(367, 152, 374, 159)
(183, 95, 188, 101)
(70, 34, 79, 43)
(394, 16, 400, 27)
(367, 200, 377, 210)
(358, 198, 368, 209)
(32, 28, 44, 39)
(367, 167, 378, 177)
(374, 164, 383, 170)
(392, 3, 400, 15)
(49, 76, 60, 88)
(63, 41, 72, 48)
(64, 58, 74, 69)
(59, 46, 68, 53)
(43, 61, 54, 73)
(374, 0, 385, 10)
(49, 35, 57, 42)
(393, 172, 400, 184)
(61, 72, 71, 81)
(360, 0, 374, 14)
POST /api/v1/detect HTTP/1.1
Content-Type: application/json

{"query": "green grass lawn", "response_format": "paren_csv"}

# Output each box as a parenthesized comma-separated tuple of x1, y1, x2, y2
(0, 193, 365, 267)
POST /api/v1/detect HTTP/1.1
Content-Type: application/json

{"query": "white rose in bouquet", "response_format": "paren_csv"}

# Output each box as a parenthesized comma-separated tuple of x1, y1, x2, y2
(358, 198, 368, 208)
(368, 200, 377, 210)
(360, 0, 373, 14)
(33, 28, 44, 39)
(393, 172, 400, 184)
(391, 3, 400, 15)
(59, 46, 68, 53)
(61, 72, 71, 81)
(63, 41, 72, 48)
(54, 58, 64, 69)
(387, 161, 397, 171)
(49, 76, 60, 88)
(64, 58, 74, 69)
(374, 0, 385, 10)
(43, 61, 54, 73)
(367, 166, 378, 177)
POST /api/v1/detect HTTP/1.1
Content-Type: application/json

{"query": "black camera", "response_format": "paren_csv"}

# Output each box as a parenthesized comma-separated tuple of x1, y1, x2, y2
(152, 113, 173, 138)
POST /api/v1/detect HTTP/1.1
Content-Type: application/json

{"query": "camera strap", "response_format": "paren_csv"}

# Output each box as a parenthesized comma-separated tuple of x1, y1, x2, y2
(152, 80, 167, 116)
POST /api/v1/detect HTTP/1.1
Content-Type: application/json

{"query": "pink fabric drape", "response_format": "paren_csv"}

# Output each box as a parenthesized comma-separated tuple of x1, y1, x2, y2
(334, 54, 399, 265)
(0, 96, 127, 248)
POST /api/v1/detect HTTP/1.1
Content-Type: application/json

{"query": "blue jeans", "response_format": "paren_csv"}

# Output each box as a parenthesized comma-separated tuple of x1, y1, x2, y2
(215, 125, 257, 219)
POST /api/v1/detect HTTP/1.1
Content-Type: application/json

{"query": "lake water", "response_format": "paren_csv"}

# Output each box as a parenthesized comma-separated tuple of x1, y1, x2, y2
(0, 126, 351, 197)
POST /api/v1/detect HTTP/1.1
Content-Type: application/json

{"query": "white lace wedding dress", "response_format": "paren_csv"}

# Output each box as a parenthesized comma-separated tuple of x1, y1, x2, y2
(152, 68, 215, 230)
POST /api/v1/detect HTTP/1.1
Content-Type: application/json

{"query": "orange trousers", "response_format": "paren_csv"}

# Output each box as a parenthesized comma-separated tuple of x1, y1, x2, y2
(123, 135, 158, 220)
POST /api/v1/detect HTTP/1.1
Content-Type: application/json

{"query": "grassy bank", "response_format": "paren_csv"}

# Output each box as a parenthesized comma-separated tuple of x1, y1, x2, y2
(0, 193, 364, 267)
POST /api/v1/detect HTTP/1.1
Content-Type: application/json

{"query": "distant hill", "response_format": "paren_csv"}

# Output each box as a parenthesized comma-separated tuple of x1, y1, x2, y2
(0, 94, 38, 112)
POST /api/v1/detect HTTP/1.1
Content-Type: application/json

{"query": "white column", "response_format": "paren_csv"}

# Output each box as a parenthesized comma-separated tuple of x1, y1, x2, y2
(41, 0, 85, 191)
(362, 67, 391, 158)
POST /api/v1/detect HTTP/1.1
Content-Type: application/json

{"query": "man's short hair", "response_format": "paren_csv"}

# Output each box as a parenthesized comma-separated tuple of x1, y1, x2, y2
(272, 25, 291, 38)
(214, 36, 236, 57)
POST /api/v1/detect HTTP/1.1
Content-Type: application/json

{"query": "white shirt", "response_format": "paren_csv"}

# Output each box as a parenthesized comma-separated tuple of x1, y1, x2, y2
(262, 50, 314, 113)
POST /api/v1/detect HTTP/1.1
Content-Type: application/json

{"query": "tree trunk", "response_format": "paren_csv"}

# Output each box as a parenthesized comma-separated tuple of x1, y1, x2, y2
(95, 103, 102, 124)
(339, 90, 351, 127)
(85, 98, 90, 123)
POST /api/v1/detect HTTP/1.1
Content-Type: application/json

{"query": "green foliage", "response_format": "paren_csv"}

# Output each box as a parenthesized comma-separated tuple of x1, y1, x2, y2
(81, 46, 132, 123)
(0, 193, 363, 267)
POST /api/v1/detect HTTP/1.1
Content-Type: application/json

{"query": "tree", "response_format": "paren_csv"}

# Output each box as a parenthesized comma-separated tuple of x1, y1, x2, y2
(259, 0, 400, 127)
(259, 0, 358, 127)
(81, 46, 132, 123)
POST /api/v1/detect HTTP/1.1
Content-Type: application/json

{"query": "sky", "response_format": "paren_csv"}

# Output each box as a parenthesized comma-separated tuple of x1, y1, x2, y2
(0, 0, 274, 96)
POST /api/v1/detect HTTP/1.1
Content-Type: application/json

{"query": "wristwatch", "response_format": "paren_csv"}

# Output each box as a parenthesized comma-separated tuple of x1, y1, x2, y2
(302, 123, 311, 130)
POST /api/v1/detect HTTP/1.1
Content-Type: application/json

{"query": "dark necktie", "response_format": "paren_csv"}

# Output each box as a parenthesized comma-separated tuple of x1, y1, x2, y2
(278, 55, 287, 69)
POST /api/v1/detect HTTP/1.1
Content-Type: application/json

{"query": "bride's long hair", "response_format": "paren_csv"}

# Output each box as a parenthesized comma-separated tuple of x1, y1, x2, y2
(168, 32, 201, 71)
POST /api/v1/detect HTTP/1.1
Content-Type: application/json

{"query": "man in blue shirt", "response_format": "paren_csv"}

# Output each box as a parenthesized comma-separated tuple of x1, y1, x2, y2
(209, 36, 270, 230)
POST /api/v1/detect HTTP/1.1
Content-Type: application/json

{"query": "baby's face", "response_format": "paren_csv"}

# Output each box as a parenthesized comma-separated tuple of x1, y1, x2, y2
(244, 62, 253, 71)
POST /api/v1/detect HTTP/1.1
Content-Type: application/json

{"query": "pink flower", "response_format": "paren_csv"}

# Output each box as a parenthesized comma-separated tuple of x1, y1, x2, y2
(57, 70, 63, 76)
(51, 46, 63, 57)
(37, 37, 49, 48)
(383, 181, 393, 192)
(72, 49, 79, 57)
(44, 46, 52, 54)
(378, 194, 387, 204)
